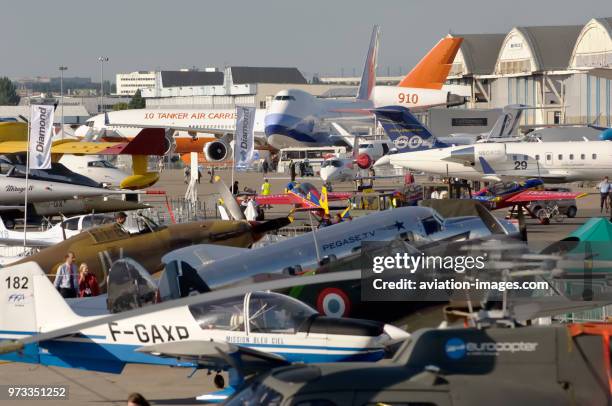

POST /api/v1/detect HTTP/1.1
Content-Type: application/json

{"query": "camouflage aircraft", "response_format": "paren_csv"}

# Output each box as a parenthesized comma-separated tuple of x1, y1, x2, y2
(13, 213, 290, 290)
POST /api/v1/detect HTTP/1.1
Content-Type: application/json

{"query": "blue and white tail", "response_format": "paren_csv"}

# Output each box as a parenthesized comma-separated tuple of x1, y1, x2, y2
(356, 25, 380, 101)
(373, 106, 449, 153)
(0, 262, 80, 362)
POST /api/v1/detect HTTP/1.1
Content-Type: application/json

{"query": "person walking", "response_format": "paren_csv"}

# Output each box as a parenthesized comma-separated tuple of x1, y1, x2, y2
(78, 263, 100, 297)
(598, 176, 611, 213)
(262, 160, 269, 174)
(54, 252, 79, 298)
(183, 166, 191, 184)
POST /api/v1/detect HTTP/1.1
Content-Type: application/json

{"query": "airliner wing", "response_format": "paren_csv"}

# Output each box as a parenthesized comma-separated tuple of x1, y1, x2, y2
(106, 122, 229, 137)
(506, 190, 587, 203)
(137, 340, 289, 376)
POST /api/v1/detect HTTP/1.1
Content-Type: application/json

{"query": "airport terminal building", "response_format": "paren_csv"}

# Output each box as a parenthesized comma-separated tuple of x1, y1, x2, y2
(448, 17, 612, 127)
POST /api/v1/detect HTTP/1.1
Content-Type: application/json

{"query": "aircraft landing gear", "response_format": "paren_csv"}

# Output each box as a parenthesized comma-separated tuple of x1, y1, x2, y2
(213, 373, 225, 389)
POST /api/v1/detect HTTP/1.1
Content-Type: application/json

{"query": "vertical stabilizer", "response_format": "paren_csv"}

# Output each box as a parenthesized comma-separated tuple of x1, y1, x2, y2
(356, 25, 381, 101)
(397, 37, 463, 89)
(373, 106, 448, 153)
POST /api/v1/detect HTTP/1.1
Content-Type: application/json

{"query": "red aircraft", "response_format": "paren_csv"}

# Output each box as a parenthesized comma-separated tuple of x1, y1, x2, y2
(472, 179, 586, 224)
(251, 182, 351, 213)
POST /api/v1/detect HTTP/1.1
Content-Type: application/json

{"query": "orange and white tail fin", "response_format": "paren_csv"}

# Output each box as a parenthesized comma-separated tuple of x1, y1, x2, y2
(397, 37, 463, 90)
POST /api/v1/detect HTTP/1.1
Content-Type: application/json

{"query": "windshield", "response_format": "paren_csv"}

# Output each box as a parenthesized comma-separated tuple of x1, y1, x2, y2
(88, 160, 117, 169)
(188, 297, 245, 331)
(248, 292, 317, 334)
(225, 383, 282, 406)
(321, 160, 342, 168)
(294, 182, 319, 198)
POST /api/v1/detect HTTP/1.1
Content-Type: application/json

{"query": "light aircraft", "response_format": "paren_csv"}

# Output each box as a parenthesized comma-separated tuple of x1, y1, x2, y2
(471, 178, 585, 223)
(75, 108, 266, 163)
(59, 155, 130, 187)
(264, 26, 466, 149)
(373, 106, 612, 183)
(156, 201, 517, 314)
(0, 121, 165, 189)
(249, 182, 351, 214)
(11, 212, 290, 288)
(0, 213, 140, 247)
(0, 264, 407, 402)
(319, 123, 393, 184)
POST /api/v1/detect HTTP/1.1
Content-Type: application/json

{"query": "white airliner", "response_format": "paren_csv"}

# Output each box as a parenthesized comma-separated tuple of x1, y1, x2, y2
(373, 106, 612, 183)
(75, 108, 266, 162)
(264, 26, 466, 149)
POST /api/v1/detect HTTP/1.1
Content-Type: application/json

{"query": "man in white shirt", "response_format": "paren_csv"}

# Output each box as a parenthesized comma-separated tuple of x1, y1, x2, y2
(53, 251, 79, 298)
(598, 176, 611, 213)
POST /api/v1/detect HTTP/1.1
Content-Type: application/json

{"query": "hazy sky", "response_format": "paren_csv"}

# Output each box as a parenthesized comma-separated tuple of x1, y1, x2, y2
(2, 0, 611, 81)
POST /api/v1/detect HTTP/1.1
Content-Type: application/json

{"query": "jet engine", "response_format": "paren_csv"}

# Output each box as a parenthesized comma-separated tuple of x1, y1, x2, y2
(204, 140, 232, 162)
(163, 130, 176, 155)
(355, 153, 373, 169)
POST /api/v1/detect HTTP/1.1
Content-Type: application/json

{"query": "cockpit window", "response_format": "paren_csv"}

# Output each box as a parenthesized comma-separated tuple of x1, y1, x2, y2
(0, 161, 12, 176)
(87, 160, 117, 168)
(274, 95, 296, 101)
(86, 120, 94, 127)
(188, 297, 245, 331)
(62, 217, 80, 231)
(421, 216, 442, 235)
(248, 292, 317, 334)
(82, 214, 113, 229)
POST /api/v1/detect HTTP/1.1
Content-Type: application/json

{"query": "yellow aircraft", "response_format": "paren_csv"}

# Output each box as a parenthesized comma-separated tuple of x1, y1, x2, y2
(0, 122, 166, 189)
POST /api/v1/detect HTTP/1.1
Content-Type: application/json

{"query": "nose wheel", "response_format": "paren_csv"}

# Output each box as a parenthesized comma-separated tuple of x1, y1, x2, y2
(213, 373, 225, 389)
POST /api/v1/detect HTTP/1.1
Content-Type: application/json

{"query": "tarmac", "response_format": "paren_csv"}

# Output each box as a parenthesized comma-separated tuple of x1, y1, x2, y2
(0, 168, 608, 405)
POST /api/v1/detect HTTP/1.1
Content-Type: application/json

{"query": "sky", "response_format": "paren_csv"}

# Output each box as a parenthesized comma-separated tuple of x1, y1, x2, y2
(1, 0, 611, 81)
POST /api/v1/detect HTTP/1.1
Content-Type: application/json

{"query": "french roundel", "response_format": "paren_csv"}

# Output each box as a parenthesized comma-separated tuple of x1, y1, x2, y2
(316, 288, 351, 318)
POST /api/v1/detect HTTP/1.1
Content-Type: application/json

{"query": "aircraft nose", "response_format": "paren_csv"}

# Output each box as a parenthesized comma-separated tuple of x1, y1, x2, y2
(373, 155, 391, 167)
(382, 324, 410, 344)
(74, 125, 89, 138)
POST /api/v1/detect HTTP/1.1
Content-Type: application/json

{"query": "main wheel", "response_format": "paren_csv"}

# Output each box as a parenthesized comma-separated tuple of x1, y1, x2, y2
(566, 206, 577, 218)
(536, 208, 550, 225)
(213, 374, 225, 389)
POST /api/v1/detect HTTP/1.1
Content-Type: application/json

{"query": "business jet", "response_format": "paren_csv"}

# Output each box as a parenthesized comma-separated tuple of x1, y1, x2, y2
(373, 106, 612, 183)
(264, 26, 466, 149)
(75, 108, 266, 163)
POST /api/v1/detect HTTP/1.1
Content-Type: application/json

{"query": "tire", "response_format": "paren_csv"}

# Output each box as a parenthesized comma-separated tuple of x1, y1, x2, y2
(316, 288, 351, 318)
(536, 208, 550, 225)
(566, 206, 577, 218)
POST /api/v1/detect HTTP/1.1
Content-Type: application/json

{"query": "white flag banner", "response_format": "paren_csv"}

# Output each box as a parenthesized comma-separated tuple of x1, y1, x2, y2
(29, 105, 55, 170)
(233, 106, 256, 171)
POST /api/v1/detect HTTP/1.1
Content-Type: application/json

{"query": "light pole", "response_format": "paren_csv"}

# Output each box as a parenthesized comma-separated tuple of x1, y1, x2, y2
(98, 56, 109, 112)
(58, 66, 67, 139)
